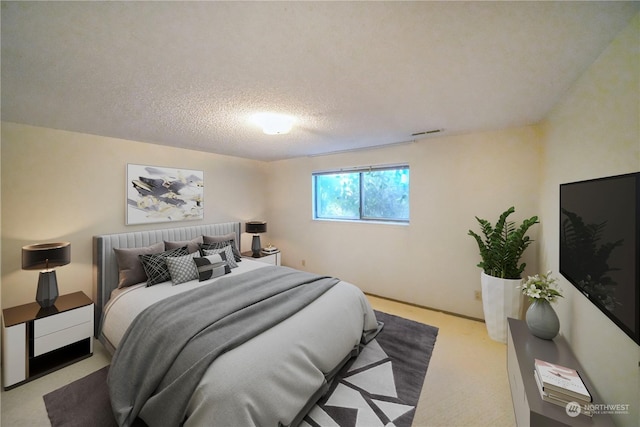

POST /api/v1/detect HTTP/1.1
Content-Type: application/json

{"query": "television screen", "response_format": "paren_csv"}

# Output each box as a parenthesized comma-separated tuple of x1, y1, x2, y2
(560, 172, 639, 345)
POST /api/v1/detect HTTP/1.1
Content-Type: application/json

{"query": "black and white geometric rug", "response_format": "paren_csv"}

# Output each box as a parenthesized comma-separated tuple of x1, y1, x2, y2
(44, 311, 438, 427)
(303, 311, 439, 427)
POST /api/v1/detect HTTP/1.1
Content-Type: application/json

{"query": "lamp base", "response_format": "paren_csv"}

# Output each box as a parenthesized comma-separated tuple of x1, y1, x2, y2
(251, 235, 262, 257)
(36, 270, 59, 308)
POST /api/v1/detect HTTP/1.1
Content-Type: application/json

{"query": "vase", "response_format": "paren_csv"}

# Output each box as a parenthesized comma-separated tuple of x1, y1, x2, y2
(525, 299, 560, 340)
(480, 272, 523, 343)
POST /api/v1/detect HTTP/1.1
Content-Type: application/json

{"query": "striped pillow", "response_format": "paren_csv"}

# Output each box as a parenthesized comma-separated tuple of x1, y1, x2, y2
(139, 246, 189, 286)
(202, 233, 242, 261)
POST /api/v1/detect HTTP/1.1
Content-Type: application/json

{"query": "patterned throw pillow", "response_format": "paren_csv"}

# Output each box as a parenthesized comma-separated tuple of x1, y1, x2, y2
(200, 244, 238, 268)
(203, 233, 242, 261)
(194, 253, 231, 282)
(165, 252, 200, 285)
(139, 246, 189, 286)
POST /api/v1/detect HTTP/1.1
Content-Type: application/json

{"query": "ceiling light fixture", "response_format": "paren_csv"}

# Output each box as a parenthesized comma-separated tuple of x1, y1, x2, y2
(250, 112, 295, 135)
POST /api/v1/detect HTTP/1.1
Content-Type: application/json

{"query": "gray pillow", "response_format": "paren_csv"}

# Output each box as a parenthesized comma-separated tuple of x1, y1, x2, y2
(164, 236, 203, 254)
(202, 245, 238, 268)
(203, 232, 242, 261)
(166, 252, 199, 285)
(113, 242, 164, 288)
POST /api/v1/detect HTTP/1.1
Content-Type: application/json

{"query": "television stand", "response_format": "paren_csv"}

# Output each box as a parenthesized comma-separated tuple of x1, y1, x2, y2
(507, 318, 614, 426)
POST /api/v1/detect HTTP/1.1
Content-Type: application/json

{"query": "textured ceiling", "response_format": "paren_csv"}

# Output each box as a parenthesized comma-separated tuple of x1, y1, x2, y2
(2, 1, 638, 161)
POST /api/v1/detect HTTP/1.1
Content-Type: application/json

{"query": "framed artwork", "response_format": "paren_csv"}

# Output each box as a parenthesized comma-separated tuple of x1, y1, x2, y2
(126, 164, 204, 225)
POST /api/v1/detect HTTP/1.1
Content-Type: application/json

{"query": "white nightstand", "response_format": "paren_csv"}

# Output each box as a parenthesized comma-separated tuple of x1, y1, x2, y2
(241, 250, 281, 266)
(2, 291, 94, 390)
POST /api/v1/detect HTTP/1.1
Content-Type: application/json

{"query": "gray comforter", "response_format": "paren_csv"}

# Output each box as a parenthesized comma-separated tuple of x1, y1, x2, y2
(108, 266, 339, 427)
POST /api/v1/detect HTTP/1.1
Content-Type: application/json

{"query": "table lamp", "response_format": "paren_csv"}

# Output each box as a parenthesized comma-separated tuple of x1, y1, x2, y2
(22, 242, 71, 308)
(245, 221, 267, 257)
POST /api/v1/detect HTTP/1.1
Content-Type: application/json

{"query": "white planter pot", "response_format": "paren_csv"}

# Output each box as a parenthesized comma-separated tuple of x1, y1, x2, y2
(480, 272, 523, 343)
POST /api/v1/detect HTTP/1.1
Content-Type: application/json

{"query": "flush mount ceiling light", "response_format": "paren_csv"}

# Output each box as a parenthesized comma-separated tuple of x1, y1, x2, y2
(250, 112, 295, 135)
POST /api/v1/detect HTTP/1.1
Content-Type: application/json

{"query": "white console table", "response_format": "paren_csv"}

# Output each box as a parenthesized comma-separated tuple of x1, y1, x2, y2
(507, 318, 614, 426)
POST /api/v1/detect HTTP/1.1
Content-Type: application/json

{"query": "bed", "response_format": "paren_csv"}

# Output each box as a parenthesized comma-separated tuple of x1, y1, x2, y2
(94, 222, 380, 427)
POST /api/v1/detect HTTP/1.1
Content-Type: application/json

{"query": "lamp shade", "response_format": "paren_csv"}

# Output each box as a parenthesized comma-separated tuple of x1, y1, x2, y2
(245, 221, 267, 234)
(22, 242, 71, 270)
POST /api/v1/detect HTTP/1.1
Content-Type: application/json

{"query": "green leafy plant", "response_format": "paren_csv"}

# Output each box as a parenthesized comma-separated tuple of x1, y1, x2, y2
(468, 207, 539, 279)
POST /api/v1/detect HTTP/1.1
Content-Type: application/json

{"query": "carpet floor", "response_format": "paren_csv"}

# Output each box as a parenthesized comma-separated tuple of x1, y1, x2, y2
(43, 310, 438, 427)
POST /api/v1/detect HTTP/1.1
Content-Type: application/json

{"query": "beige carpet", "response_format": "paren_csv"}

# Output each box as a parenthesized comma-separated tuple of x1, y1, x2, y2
(368, 295, 515, 427)
(1, 295, 515, 427)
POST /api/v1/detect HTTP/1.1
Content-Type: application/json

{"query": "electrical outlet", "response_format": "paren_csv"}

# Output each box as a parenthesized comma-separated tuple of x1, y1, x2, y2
(474, 290, 482, 301)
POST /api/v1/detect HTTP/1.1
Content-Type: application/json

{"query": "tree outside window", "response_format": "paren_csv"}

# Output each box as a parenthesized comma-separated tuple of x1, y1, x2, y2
(313, 165, 409, 223)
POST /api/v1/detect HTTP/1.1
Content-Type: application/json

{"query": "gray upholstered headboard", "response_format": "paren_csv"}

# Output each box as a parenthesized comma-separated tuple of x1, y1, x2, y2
(93, 222, 241, 336)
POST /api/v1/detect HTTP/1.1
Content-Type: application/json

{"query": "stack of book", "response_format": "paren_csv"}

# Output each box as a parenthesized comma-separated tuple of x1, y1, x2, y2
(533, 358, 593, 417)
(261, 245, 279, 254)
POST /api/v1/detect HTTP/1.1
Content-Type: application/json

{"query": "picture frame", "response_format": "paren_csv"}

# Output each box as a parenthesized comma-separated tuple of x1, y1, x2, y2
(126, 164, 204, 225)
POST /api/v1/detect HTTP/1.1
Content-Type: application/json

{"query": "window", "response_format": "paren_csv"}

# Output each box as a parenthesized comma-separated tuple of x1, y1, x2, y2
(313, 165, 409, 223)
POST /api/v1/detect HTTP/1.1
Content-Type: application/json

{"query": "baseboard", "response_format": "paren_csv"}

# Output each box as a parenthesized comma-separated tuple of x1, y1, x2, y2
(365, 292, 485, 323)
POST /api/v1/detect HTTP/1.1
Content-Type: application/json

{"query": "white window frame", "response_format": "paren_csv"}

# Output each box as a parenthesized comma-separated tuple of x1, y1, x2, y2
(312, 163, 410, 224)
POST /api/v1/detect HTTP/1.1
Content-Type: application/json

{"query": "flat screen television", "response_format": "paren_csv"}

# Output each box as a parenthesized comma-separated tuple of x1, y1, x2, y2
(560, 172, 640, 345)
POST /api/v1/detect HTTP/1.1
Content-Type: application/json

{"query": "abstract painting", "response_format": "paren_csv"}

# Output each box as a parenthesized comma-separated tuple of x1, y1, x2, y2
(126, 164, 204, 225)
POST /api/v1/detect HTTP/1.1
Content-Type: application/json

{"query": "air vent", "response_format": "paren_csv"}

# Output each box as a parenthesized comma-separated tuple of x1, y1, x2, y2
(411, 129, 443, 137)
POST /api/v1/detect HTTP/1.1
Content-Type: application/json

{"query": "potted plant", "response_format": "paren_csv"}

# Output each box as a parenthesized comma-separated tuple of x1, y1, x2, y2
(468, 206, 539, 343)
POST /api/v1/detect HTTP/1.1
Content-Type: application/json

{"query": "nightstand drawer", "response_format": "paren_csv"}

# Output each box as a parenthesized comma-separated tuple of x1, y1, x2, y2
(3, 292, 94, 389)
(256, 253, 277, 265)
(241, 251, 281, 266)
(34, 321, 93, 356)
(33, 305, 92, 338)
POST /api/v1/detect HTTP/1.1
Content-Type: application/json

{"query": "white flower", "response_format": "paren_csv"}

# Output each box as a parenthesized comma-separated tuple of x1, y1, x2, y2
(520, 271, 563, 303)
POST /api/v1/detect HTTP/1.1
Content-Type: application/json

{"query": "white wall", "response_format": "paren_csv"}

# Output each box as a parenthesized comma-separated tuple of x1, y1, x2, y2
(539, 13, 640, 426)
(1, 123, 268, 309)
(266, 125, 541, 319)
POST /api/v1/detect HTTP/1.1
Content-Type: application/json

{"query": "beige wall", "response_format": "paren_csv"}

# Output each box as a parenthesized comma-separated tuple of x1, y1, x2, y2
(266, 125, 541, 320)
(539, 13, 639, 426)
(0, 123, 268, 309)
(0, 11, 637, 425)
(0, 124, 539, 355)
